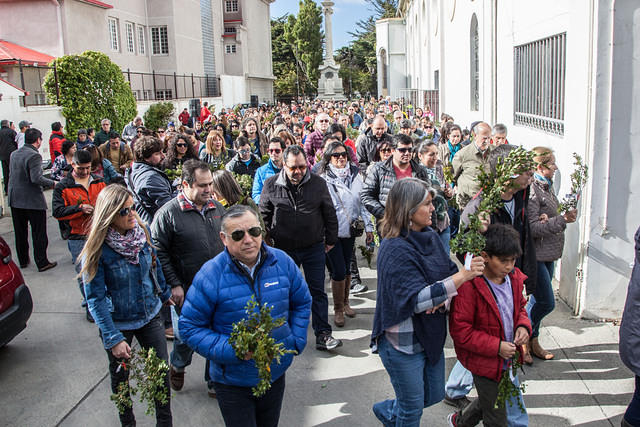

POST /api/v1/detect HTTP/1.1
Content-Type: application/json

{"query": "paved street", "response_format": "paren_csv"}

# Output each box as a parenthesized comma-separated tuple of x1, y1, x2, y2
(0, 191, 634, 426)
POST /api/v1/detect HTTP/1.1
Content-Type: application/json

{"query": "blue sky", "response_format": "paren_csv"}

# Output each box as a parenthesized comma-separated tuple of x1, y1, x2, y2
(270, 0, 372, 54)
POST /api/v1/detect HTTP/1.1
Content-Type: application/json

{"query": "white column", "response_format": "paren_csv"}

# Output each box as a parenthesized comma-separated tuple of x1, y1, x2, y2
(322, 1, 334, 62)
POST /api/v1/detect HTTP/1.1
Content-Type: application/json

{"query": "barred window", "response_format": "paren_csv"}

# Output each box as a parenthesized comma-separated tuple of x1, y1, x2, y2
(225, 44, 237, 54)
(155, 89, 173, 100)
(151, 26, 169, 55)
(225, 0, 239, 12)
(513, 33, 566, 135)
(137, 25, 146, 55)
(224, 27, 236, 34)
(125, 22, 135, 54)
(108, 18, 119, 51)
(469, 14, 479, 111)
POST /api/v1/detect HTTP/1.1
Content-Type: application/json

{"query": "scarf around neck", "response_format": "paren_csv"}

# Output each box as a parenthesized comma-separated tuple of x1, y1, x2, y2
(447, 140, 461, 163)
(105, 222, 147, 264)
(328, 163, 351, 185)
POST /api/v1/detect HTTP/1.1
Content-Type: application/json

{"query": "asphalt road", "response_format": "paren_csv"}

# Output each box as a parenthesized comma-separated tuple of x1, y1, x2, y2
(0, 191, 633, 426)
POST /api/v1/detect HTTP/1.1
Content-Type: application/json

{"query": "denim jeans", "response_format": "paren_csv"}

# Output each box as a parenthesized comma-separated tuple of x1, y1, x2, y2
(285, 242, 331, 337)
(104, 313, 172, 426)
(448, 206, 460, 240)
(326, 237, 355, 281)
(624, 376, 640, 426)
(438, 226, 451, 255)
(213, 374, 285, 427)
(445, 360, 474, 399)
(67, 239, 85, 303)
(373, 335, 445, 426)
(527, 261, 556, 338)
(505, 375, 528, 427)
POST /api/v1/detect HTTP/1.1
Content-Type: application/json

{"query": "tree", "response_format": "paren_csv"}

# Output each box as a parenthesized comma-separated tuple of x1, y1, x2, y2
(43, 51, 137, 137)
(284, 0, 324, 95)
(272, 15, 298, 98)
(143, 102, 175, 134)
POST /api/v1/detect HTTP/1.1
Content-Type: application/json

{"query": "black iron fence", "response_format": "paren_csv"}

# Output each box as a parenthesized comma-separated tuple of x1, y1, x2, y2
(5, 62, 220, 107)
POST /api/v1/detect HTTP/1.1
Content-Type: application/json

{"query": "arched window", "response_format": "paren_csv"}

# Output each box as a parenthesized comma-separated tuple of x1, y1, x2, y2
(470, 13, 479, 111)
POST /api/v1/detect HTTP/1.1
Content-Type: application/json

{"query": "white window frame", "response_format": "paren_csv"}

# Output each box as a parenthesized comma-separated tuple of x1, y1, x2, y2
(137, 25, 146, 55)
(513, 32, 566, 136)
(225, 44, 237, 54)
(108, 17, 119, 51)
(125, 22, 135, 54)
(150, 26, 169, 55)
(155, 89, 173, 100)
(225, 0, 239, 13)
(224, 26, 237, 34)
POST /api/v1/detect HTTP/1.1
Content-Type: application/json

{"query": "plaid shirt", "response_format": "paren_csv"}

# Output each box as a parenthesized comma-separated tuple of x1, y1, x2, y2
(383, 277, 457, 355)
(177, 192, 217, 217)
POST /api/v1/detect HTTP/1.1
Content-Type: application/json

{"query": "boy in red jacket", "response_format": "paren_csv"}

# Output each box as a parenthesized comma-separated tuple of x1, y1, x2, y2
(448, 224, 532, 427)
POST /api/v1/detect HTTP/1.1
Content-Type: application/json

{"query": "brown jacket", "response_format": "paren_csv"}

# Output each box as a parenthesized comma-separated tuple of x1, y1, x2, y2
(528, 178, 567, 262)
(452, 142, 493, 209)
(100, 142, 133, 171)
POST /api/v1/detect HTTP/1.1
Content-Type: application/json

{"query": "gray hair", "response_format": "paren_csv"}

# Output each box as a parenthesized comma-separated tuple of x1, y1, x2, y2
(379, 178, 437, 239)
(220, 205, 260, 233)
(493, 123, 508, 136)
(101, 118, 111, 126)
(487, 144, 517, 174)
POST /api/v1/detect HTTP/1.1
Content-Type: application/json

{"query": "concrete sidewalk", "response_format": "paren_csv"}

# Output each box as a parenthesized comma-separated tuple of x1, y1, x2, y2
(0, 193, 633, 426)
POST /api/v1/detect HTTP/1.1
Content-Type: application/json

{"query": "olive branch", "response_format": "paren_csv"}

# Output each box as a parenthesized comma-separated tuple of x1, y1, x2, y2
(557, 153, 588, 214)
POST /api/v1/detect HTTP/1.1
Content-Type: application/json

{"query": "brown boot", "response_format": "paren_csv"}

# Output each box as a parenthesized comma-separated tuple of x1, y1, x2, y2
(530, 336, 554, 360)
(521, 342, 534, 366)
(343, 275, 356, 318)
(331, 279, 345, 327)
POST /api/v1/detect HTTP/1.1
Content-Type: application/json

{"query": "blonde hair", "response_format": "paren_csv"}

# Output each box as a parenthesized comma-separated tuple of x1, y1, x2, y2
(531, 146, 554, 168)
(77, 185, 150, 282)
(205, 130, 225, 156)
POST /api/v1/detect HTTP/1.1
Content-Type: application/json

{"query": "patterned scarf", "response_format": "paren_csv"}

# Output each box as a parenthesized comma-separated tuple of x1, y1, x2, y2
(328, 163, 351, 186)
(105, 222, 147, 264)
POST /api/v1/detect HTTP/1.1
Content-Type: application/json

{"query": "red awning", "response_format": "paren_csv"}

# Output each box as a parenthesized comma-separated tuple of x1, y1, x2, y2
(75, 0, 113, 9)
(0, 40, 55, 66)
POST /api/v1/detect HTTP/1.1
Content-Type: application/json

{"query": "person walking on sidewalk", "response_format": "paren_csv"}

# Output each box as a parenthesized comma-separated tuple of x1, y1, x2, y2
(151, 160, 225, 398)
(0, 119, 17, 192)
(371, 178, 485, 426)
(318, 141, 374, 327)
(8, 128, 57, 272)
(80, 184, 173, 427)
(52, 149, 106, 322)
(179, 205, 311, 427)
(259, 144, 341, 351)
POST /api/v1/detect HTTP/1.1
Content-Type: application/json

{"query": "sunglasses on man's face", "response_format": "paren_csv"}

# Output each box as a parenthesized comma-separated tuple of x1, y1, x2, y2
(119, 206, 136, 217)
(228, 226, 262, 242)
(396, 147, 412, 153)
(424, 125, 434, 129)
(269, 148, 282, 154)
(331, 151, 348, 159)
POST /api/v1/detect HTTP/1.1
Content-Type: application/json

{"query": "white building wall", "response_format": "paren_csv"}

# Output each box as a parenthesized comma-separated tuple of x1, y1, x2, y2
(393, 0, 639, 319)
(376, 19, 406, 101)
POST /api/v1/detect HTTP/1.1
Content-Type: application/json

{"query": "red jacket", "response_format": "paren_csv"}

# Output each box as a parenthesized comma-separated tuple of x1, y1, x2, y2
(449, 268, 532, 382)
(199, 106, 211, 123)
(52, 175, 107, 237)
(49, 131, 66, 163)
(178, 110, 190, 125)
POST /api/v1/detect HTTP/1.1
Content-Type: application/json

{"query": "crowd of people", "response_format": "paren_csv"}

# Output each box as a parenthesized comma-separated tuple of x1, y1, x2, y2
(0, 95, 603, 427)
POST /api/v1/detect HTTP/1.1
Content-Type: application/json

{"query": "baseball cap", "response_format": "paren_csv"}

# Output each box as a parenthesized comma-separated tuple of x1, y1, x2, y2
(167, 121, 175, 127)
(18, 120, 32, 129)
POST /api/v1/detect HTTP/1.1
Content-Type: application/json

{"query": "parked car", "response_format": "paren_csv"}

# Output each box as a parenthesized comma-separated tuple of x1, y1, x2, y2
(0, 235, 32, 347)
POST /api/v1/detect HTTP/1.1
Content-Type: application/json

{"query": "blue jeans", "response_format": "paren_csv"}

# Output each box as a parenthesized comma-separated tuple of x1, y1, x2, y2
(445, 360, 474, 399)
(373, 335, 445, 426)
(527, 261, 556, 338)
(326, 237, 355, 281)
(285, 242, 331, 337)
(625, 376, 640, 426)
(438, 226, 451, 255)
(67, 239, 85, 303)
(448, 207, 460, 240)
(506, 375, 528, 426)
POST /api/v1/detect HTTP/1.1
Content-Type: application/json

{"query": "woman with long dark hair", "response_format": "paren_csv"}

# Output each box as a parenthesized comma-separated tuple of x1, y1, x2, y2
(163, 134, 198, 170)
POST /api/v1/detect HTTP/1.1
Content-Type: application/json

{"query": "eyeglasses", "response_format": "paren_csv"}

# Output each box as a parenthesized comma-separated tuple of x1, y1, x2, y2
(239, 149, 251, 155)
(424, 125, 434, 129)
(227, 226, 262, 242)
(286, 164, 307, 171)
(119, 206, 136, 217)
(379, 148, 392, 153)
(269, 148, 282, 154)
(396, 147, 413, 153)
(331, 152, 348, 159)
(176, 143, 188, 147)
(318, 119, 329, 123)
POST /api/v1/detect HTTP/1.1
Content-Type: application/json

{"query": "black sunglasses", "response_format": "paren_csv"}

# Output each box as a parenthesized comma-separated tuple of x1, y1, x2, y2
(396, 147, 413, 153)
(331, 152, 348, 159)
(380, 148, 392, 153)
(176, 143, 188, 147)
(228, 226, 262, 242)
(119, 206, 136, 217)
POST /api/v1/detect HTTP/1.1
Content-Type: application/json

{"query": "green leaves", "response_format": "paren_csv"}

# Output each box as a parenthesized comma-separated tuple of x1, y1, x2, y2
(43, 51, 137, 138)
(229, 296, 297, 397)
(110, 348, 169, 416)
(494, 350, 526, 413)
(143, 102, 175, 134)
(558, 153, 588, 214)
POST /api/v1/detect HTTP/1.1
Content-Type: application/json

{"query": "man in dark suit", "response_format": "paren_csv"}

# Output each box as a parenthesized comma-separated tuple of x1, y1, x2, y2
(8, 128, 57, 272)
(0, 119, 18, 193)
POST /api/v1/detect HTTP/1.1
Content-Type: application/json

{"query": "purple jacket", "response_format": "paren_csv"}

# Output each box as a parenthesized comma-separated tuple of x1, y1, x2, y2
(304, 130, 324, 166)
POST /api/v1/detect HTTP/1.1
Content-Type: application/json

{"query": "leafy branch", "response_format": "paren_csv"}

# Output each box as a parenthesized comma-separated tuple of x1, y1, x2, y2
(557, 153, 588, 214)
(494, 350, 526, 413)
(229, 296, 297, 397)
(450, 147, 536, 256)
(110, 348, 169, 416)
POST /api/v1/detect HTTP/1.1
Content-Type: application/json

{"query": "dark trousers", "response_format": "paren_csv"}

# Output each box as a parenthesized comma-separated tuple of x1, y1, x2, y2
(105, 314, 172, 427)
(456, 374, 507, 427)
(2, 159, 9, 193)
(326, 237, 355, 281)
(213, 374, 285, 427)
(625, 376, 640, 426)
(285, 242, 331, 337)
(11, 207, 49, 268)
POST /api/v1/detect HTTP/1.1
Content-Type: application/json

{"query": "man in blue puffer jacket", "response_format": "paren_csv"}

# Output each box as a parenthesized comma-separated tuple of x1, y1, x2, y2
(179, 205, 311, 427)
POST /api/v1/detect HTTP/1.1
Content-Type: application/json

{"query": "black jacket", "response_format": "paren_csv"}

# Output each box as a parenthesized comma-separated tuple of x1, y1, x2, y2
(361, 158, 430, 220)
(356, 128, 393, 173)
(0, 126, 17, 161)
(225, 154, 261, 178)
(259, 169, 338, 251)
(126, 161, 174, 224)
(460, 187, 537, 294)
(151, 195, 225, 291)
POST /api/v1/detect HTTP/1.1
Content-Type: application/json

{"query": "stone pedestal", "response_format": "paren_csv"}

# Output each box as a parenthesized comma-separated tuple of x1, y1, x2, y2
(317, 1, 346, 100)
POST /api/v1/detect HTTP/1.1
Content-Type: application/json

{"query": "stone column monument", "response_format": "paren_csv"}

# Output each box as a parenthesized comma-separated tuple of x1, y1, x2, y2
(317, 1, 346, 100)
